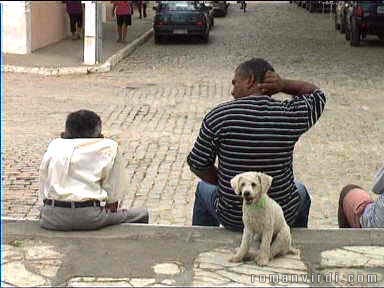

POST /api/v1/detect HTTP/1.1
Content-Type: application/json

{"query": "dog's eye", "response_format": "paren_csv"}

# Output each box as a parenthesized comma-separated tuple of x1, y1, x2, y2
(251, 183, 256, 188)
(240, 183, 245, 188)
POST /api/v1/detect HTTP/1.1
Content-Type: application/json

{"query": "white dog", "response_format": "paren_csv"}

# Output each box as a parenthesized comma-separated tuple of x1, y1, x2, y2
(229, 171, 298, 266)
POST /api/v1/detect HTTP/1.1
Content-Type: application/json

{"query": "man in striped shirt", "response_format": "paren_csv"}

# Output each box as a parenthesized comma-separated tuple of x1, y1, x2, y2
(187, 58, 326, 231)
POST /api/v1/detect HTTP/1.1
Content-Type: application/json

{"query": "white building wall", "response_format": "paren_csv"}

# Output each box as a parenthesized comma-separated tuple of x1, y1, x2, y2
(2, 1, 31, 54)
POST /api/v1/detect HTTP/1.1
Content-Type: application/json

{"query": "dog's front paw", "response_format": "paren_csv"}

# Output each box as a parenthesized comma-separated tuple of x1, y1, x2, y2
(255, 254, 269, 266)
(229, 255, 243, 263)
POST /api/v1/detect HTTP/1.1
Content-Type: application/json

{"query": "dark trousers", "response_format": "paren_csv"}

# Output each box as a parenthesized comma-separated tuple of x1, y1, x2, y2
(69, 13, 82, 33)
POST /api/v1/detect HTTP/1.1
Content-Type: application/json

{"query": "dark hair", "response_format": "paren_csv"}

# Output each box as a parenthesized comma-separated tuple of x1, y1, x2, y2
(236, 58, 275, 83)
(61, 109, 102, 139)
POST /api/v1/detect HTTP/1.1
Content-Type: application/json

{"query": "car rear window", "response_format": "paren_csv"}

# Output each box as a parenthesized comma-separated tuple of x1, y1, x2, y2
(162, 1, 198, 11)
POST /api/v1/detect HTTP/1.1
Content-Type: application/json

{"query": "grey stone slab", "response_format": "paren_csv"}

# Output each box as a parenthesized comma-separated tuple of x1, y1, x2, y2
(321, 246, 384, 268)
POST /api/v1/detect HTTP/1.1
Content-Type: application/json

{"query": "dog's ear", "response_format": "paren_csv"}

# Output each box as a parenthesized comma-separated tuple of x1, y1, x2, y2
(230, 174, 242, 195)
(257, 173, 273, 194)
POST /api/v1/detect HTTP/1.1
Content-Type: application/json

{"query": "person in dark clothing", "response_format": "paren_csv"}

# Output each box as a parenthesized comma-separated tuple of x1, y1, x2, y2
(63, 1, 83, 40)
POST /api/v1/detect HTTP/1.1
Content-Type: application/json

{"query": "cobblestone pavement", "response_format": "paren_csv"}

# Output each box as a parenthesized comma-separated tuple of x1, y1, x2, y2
(4, 2, 384, 227)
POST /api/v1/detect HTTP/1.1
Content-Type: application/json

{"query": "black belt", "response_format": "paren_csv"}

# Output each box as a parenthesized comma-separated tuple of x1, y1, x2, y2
(43, 199, 101, 208)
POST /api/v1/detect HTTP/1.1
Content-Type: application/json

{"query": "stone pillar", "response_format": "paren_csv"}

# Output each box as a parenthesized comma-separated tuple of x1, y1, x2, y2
(1, 1, 31, 54)
(83, 1, 102, 65)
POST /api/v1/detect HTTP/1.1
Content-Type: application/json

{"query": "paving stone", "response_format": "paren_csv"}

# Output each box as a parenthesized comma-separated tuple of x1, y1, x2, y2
(215, 269, 275, 287)
(198, 262, 224, 270)
(161, 279, 176, 285)
(25, 243, 63, 260)
(68, 277, 133, 287)
(31, 259, 62, 278)
(130, 278, 156, 287)
(196, 250, 241, 268)
(152, 262, 184, 275)
(2, 244, 23, 262)
(321, 246, 384, 268)
(4, 262, 48, 287)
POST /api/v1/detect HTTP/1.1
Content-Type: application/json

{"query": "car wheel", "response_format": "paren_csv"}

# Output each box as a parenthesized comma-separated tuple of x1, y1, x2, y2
(378, 34, 384, 41)
(340, 17, 346, 33)
(154, 34, 162, 44)
(345, 25, 351, 41)
(350, 18, 360, 46)
(335, 14, 340, 30)
(308, 3, 315, 13)
(202, 31, 209, 43)
(211, 18, 214, 28)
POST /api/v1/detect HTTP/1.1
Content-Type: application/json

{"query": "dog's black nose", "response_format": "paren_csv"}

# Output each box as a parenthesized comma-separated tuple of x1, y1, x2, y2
(243, 191, 250, 197)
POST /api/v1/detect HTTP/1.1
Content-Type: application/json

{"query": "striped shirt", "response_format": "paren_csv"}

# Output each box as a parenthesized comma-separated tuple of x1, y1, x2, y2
(187, 90, 327, 230)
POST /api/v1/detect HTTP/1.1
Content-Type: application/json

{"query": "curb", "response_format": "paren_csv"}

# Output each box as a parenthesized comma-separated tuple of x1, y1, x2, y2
(3, 28, 154, 76)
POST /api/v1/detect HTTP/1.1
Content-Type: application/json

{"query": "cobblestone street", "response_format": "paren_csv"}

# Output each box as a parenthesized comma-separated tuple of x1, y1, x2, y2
(4, 2, 384, 227)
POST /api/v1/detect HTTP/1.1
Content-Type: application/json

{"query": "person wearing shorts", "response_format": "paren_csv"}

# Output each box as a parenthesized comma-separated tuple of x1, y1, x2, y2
(338, 165, 384, 228)
(112, 1, 133, 43)
(63, 1, 83, 40)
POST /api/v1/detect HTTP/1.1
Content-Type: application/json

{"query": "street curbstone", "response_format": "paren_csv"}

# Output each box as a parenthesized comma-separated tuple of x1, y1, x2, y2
(3, 28, 154, 76)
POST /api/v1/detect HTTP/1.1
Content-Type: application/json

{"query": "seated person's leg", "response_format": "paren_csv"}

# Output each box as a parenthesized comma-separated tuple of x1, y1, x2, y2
(338, 185, 374, 228)
(103, 206, 150, 227)
(40, 204, 73, 231)
(192, 181, 220, 226)
(360, 194, 384, 228)
(292, 180, 311, 228)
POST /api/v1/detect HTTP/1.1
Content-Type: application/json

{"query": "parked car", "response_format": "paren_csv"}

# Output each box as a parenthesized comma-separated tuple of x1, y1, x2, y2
(206, 1, 229, 17)
(345, 0, 384, 46)
(335, 1, 351, 33)
(153, 1, 211, 44)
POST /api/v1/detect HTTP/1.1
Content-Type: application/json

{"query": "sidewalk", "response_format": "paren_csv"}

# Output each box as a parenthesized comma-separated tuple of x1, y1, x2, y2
(4, 13, 154, 74)
(2, 221, 384, 287)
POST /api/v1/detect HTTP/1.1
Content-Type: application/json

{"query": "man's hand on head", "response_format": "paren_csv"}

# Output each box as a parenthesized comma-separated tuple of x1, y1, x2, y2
(257, 71, 285, 96)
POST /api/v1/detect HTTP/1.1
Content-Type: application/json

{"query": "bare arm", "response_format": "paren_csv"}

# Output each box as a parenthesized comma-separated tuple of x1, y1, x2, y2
(281, 79, 319, 96)
(258, 71, 319, 97)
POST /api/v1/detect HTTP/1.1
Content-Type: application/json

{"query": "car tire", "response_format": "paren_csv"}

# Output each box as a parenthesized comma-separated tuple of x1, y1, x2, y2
(345, 25, 351, 41)
(308, 3, 315, 13)
(202, 31, 209, 43)
(154, 34, 162, 44)
(335, 14, 340, 30)
(350, 18, 360, 46)
(378, 34, 384, 41)
(211, 18, 214, 28)
(340, 17, 346, 33)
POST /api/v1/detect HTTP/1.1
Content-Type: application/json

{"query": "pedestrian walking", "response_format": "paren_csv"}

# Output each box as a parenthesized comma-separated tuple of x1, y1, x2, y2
(62, 0, 83, 40)
(111, 1, 133, 43)
(39, 109, 149, 231)
(136, 0, 148, 18)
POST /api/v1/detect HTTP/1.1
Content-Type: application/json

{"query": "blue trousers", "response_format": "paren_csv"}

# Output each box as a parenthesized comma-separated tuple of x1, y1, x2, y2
(192, 180, 311, 228)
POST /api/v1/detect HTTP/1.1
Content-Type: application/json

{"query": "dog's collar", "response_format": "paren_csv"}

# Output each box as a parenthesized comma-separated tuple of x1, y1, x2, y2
(247, 195, 267, 210)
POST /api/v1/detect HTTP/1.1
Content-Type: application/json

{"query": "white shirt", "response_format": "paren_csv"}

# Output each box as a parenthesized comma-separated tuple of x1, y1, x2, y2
(39, 138, 126, 204)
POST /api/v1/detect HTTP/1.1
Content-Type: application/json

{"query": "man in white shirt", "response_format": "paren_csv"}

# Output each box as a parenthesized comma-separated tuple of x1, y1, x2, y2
(39, 109, 149, 230)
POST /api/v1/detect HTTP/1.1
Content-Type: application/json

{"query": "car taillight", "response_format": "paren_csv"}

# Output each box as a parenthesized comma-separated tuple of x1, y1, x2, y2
(155, 20, 167, 26)
(196, 20, 204, 26)
(354, 6, 364, 17)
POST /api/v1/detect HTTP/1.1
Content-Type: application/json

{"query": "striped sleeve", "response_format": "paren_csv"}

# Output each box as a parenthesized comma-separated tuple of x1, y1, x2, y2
(285, 89, 327, 131)
(187, 117, 217, 171)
